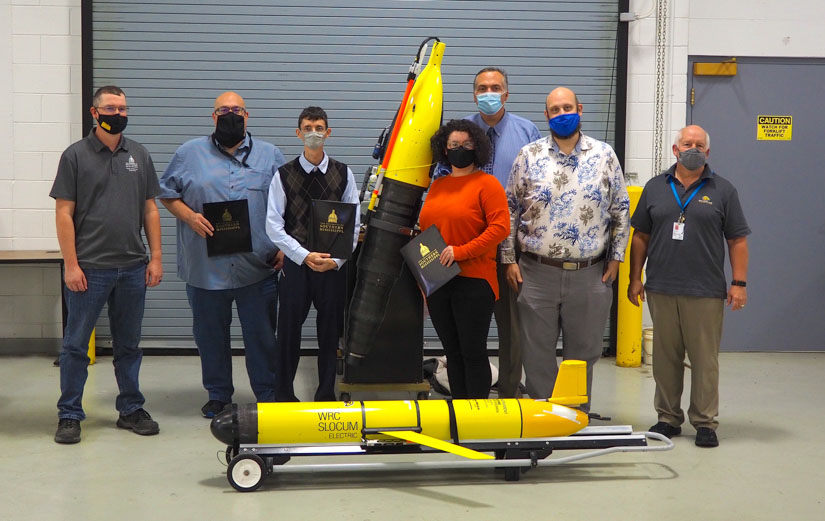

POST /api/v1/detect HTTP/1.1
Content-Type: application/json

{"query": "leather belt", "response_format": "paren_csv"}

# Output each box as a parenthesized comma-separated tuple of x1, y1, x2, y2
(522, 251, 606, 271)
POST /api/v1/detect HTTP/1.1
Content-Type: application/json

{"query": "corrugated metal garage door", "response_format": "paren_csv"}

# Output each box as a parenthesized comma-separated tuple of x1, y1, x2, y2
(91, 0, 620, 347)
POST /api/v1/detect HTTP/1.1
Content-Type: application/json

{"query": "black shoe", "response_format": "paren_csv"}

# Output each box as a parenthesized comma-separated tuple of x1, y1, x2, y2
(695, 427, 719, 447)
(116, 408, 159, 435)
(55, 418, 81, 444)
(201, 400, 228, 418)
(649, 421, 682, 438)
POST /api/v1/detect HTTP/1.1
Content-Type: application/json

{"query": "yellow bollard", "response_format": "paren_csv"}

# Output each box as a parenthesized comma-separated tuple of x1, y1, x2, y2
(617, 186, 643, 367)
(87, 328, 95, 365)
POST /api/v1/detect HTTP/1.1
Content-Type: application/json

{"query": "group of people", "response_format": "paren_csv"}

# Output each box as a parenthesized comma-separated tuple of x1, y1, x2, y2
(51, 67, 749, 450)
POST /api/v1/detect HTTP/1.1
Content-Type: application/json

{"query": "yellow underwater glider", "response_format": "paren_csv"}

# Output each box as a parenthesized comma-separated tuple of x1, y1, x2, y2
(211, 361, 673, 491)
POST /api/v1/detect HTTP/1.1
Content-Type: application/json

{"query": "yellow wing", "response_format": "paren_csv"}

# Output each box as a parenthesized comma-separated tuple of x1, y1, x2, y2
(379, 430, 494, 460)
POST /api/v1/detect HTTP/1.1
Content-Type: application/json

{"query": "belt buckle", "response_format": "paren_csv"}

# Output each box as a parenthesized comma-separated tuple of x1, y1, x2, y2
(562, 261, 579, 271)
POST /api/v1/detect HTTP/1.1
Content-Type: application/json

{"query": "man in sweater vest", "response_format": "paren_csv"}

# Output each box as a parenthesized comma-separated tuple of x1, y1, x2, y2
(265, 107, 360, 401)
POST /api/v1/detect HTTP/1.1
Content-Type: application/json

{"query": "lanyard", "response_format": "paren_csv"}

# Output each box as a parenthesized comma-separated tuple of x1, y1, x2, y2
(669, 177, 707, 223)
(212, 132, 253, 167)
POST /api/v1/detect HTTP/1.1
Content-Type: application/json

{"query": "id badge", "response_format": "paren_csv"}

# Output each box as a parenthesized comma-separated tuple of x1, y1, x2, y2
(672, 222, 685, 241)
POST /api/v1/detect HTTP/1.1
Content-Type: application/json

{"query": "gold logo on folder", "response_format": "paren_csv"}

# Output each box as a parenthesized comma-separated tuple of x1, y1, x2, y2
(417, 242, 440, 269)
(215, 207, 241, 232)
(327, 209, 338, 223)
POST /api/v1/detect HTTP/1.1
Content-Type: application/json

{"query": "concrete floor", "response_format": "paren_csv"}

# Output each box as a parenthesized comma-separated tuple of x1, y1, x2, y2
(0, 352, 822, 521)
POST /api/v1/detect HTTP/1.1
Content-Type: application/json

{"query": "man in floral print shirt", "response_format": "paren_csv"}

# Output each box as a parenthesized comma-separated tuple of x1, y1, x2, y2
(500, 87, 629, 412)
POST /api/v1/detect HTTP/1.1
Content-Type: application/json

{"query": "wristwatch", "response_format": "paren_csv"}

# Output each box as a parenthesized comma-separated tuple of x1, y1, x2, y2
(731, 280, 747, 287)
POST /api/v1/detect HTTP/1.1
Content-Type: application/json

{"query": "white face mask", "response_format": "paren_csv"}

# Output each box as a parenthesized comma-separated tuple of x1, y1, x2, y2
(302, 131, 326, 149)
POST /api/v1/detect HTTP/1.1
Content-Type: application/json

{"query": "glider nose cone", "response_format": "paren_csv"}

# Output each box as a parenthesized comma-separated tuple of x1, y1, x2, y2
(210, 407, 235, 445)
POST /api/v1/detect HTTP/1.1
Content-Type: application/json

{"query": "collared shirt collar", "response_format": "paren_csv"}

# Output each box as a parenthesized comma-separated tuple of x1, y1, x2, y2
(549, 131, 590, 155)
(87, 128, 128, 152)
(299, 151, 329, 174)
(474, 110, 510, 137)
(236, 132, 252, 151)
(665, 163, 714, 182)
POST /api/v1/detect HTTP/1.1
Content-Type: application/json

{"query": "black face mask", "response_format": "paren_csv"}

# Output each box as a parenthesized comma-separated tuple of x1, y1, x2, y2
(213, 113, 246, 147)
(96, 113, 128, 135)
(447, 147, 475, 169)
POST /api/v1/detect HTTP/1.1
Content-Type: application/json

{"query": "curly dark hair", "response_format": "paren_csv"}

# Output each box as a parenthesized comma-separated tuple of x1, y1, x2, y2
(430, 119, 492, 169)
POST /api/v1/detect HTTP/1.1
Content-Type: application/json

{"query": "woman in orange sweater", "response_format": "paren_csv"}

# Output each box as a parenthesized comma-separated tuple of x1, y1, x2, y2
(418, 119, 510, 399)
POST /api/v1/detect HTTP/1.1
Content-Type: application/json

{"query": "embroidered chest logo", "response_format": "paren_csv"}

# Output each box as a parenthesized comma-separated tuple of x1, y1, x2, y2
(697, 195, 713, 205)
(125, 156, 139, 173)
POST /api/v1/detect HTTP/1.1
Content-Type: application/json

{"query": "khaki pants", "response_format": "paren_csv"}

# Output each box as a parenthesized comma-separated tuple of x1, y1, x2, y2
(647, 292, 724, 430)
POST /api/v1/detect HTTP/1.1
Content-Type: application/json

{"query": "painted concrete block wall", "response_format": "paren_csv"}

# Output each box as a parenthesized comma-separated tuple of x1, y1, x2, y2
(1, 0, 82, 340)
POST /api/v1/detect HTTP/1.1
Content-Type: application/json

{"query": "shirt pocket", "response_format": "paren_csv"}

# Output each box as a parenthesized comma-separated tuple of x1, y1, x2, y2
(244, 169, 272, 192)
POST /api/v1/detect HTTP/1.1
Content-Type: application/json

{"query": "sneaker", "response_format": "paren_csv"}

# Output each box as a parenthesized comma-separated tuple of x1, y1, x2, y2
(201, 400, 228, 418)
(55, 418, 81, 444)
(695, 427, 719, 447)
(116, 408, 159, 435)
(649, 421, 682, 438)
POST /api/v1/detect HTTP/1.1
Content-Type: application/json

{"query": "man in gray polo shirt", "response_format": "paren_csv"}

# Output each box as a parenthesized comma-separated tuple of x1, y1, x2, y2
(628, 124, 750, 448)
(50, 85, 163, 444)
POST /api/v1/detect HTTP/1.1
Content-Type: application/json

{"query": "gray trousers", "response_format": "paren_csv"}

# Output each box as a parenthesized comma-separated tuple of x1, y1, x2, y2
(516, 256, 612, 411)
(647, 292, 724, 430)
(494, 262, 522, 398)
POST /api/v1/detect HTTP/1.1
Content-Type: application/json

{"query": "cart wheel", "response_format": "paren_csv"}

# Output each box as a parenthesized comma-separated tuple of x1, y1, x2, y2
(227, 454, 267, 492)
(339, 392, 351, 402)
(416, 391, 430, 400)
(504, 467, 522, 482)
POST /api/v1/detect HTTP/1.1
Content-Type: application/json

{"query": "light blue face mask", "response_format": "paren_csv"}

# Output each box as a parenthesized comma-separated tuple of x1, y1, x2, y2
(476, 93, 503, 116)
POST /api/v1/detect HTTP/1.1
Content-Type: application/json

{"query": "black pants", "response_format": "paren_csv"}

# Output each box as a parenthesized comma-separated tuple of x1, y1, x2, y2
(276, 259, 346, 402)
(427, 276, 495, 399)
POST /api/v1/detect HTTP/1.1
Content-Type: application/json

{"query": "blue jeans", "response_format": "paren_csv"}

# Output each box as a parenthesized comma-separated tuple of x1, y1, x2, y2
(58, 262, 148, 421)
(186, 274, 278, 403)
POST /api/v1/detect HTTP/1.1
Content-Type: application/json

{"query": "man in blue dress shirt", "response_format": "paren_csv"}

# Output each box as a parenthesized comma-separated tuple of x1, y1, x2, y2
(435, 68, 541, 398)
(159, 91, 286, 418)
(265, 106, 360, 402)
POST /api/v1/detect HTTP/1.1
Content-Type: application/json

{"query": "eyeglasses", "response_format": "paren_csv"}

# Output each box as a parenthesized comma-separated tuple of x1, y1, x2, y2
(214, 106, 247, 116)
(447, 142, 475, 150)
(96, 105, 129, 115)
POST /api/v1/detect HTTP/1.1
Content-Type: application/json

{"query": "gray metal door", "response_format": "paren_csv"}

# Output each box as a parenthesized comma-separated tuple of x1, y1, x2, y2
(689, 56, 825, 351)
(90, 0, 621, 346)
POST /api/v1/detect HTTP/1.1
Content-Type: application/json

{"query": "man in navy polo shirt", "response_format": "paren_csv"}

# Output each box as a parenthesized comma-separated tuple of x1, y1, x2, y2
(628, 124, 750, 448)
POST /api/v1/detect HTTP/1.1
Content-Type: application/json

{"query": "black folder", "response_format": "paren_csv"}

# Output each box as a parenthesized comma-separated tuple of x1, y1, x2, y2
(202, 199, 253, 257)
(400, 225, 461, 297)
(308, 200, 357, 260)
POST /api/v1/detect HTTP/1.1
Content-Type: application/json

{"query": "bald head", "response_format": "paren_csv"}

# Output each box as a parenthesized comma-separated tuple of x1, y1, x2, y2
(545, 87, 582, 119)
(214, 91, 245, 111)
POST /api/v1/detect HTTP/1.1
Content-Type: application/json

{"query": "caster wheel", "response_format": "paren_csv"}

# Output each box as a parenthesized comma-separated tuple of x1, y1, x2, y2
(227, 454, 267, 492)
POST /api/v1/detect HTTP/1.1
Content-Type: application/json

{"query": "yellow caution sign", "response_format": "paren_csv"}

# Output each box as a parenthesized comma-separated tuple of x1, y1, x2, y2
(757, 115, 792, 141)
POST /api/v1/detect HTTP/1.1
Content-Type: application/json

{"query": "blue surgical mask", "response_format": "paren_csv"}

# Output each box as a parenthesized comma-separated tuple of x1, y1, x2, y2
(476, 93, 503, 116)
(548, 113, 580, 138)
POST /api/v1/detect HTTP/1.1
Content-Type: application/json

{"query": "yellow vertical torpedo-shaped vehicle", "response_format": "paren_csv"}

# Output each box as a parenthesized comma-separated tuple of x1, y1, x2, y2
(344, 39, 445, 366)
